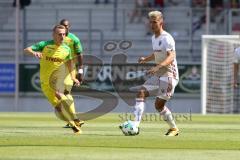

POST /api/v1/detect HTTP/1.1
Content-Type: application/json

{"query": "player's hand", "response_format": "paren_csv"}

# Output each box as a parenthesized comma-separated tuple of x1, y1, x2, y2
(76, 73, 83, 84)
(76, 68, 84, 84)
(138, 57, 146, 64)
(33, 52, 43, 59)
(72, 78, 80, 87)
(55, 90, 64, 100)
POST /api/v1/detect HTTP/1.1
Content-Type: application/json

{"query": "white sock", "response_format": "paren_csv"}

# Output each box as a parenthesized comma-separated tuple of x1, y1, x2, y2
(133, 98, 145, 127)
(160, 106, 177, 129)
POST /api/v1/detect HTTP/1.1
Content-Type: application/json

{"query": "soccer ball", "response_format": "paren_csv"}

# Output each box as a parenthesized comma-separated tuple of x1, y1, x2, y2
(119, 120, 139, 136)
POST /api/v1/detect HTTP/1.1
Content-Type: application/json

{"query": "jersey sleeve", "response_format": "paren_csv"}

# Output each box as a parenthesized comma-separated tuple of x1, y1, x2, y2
(31, 41, 48, 52)
(65, 47, 73, 61)
(163, 36, 175, 52)
(74, 37, 83, 54)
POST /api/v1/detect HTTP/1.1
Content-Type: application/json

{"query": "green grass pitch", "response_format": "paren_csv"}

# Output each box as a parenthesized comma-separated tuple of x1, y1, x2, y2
(0, 112, 240, 160)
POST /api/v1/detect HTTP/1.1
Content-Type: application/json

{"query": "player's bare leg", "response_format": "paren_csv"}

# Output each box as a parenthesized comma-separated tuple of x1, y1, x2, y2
(155, 98, 179, 136)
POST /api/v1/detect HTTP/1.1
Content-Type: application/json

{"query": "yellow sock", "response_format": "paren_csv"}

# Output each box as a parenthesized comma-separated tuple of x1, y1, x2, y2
(54, 108, 68, 121)
(60, 94, 77, 120)
(59, 103, 75, 127)
(65, 94, 78, 119)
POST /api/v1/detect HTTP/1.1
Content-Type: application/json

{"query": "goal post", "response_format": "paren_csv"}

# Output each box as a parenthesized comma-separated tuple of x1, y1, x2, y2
(201, 35, 240, 114)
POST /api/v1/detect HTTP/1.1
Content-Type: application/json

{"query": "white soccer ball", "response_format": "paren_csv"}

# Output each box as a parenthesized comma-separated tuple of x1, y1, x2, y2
(120, 120, 139, 136)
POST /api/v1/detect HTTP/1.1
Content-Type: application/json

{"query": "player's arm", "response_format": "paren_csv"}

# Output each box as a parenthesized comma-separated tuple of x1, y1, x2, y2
(138, 53, 155, 64)
(234, 63, 239, 88)
(74, 37, 84, 82)
(76, 54, 84, 82)
(24, 41, 47, 59)
(157, 50, 175, 67)
(24, 47, 42, 59)
(148, 50, 175, 75)
(66, 60, 80, 86)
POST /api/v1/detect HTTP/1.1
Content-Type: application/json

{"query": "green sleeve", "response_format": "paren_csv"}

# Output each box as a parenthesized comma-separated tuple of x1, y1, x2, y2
(65, 47, 73, 60)
(73, 36, 83, 54)
(31, 41, 49, 52)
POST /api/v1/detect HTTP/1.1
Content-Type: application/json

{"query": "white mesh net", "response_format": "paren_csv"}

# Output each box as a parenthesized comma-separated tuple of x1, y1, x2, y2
(202, 35, 240, 114)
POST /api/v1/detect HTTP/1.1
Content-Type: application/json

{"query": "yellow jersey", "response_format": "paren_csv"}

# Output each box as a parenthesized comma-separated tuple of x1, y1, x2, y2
(64, 32, 83, 57)
(31, 40, 72, 85)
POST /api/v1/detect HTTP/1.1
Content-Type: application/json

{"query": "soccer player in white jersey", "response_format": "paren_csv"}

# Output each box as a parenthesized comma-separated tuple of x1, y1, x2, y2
(234, 47, 240, 88)
(127, 10, 179, 136)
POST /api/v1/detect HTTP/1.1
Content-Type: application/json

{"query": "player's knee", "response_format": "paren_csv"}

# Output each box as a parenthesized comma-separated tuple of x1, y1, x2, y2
(155, 98, 166, 112)
(66, 94, 73, 101)
(55, 105, 62, 112)
(64, 89, 70, 95)
(137, 89, 149, 98)
(55, 92, 61, 100)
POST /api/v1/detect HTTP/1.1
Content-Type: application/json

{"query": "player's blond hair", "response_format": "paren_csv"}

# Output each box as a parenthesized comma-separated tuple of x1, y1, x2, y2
(148, 11, 163, 19)
(52, 24, 66, 32)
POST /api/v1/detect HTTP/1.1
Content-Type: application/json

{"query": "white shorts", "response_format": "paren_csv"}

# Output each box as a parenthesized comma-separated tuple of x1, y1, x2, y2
(142, 76, 178, 100)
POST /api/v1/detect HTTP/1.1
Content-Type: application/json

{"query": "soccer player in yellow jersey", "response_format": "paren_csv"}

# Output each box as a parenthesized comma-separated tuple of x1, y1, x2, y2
(59, 19, 84, 128)
(24, 25, 82, 134)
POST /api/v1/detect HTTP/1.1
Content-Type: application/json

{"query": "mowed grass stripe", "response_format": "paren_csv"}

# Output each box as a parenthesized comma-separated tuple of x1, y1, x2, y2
(0, 147, 239, 160)
(0, 112, 239, 160)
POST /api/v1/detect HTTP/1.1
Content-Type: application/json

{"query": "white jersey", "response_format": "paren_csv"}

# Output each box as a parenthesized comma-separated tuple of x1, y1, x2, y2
(152, 31, 179, 80)
(234, 47, 240, 63)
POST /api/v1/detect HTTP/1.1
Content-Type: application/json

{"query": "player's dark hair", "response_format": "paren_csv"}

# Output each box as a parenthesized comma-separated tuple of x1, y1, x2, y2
(60, 19, 69, 25)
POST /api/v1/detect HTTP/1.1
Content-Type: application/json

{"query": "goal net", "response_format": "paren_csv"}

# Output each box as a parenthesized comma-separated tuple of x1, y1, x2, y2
(201, 35, 240, 114)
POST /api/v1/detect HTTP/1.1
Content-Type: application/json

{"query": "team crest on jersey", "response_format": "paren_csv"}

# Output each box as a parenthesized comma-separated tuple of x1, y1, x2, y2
(159, 41, 162, 46)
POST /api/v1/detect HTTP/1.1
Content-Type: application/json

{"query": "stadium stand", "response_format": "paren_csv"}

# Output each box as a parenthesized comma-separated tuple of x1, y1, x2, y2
(0, 0, 236, 62)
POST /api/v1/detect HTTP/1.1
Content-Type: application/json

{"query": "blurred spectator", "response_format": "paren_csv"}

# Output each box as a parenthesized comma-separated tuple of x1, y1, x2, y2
(94, 0, 110, 4)
(13, 0, 31, 9)
(129, 0, 162, 35)
(187, 66, 200, 80)
(142, 0, 154, 35)
(210, 0, 223, 9)
(191, 0, 206, 35)
(192, 14, 205, 34)
(154, 0, 164, 9)
(210, 0, 223, 22)
(232, 23, 240, 34)
(192, 0, 206, 8)
(168, 0, 180, 6)
(129, 0, 153, 23)
(231, 0, 240, 8)
(129, 0, 144, 23)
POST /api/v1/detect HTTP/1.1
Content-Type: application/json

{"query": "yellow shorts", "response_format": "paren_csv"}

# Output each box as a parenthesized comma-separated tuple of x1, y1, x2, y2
(41, 83, 61, 107)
